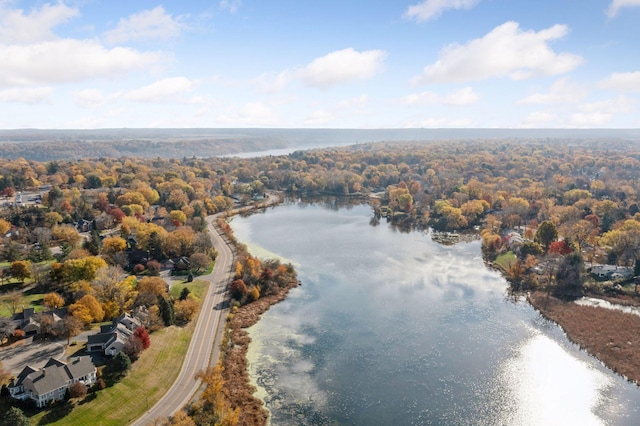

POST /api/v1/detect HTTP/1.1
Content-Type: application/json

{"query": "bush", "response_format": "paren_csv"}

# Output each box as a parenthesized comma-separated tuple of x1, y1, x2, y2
(147, 260, 161, 276)
(68, 382, 88, 399)
(110, 352, 131, 375)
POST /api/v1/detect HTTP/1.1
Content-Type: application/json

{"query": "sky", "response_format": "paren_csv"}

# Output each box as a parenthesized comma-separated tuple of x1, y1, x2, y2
(0, 0, 639, 129)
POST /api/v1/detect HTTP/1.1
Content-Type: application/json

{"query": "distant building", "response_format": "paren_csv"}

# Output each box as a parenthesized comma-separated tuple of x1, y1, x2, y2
(8, 357, 97, 408)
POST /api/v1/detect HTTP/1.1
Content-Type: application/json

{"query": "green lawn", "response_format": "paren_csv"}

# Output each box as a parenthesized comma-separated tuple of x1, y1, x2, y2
(0, 287, 46, 317)
(28, 282, 209, 426)
(494, 251, 517, 270)
(169, 280, 208, 301)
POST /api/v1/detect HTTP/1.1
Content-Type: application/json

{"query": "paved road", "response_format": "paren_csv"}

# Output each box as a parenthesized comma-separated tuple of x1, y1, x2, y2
(132, 214, 234, 425)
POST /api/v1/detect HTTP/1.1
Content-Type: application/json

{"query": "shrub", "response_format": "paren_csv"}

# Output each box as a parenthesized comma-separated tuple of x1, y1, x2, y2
(68, 382, 88, 399)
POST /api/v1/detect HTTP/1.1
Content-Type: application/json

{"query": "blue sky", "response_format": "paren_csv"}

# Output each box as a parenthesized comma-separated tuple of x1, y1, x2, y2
(0, 0, 639, 129)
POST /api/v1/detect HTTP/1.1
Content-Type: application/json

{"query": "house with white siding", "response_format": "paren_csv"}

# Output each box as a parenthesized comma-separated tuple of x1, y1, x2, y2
(8, 357, 97, 407)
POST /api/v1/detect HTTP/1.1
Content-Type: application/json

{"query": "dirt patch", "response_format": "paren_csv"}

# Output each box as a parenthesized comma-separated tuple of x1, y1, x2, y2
(222, 281, 299, 426)
(529, 292, 640, 385)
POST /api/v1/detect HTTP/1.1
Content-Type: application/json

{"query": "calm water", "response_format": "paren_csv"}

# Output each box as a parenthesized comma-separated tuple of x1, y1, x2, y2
(231, 199, 640, 425)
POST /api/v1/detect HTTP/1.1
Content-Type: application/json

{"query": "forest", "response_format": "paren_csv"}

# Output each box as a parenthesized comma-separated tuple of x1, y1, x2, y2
(1, 136, 640, 425)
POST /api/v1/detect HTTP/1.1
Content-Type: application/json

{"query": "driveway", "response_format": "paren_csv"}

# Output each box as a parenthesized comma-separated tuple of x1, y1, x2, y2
(0, 338, 65, 375)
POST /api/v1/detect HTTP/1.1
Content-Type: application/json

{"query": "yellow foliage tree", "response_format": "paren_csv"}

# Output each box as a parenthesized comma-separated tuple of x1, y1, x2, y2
(102, 236, 127, 256)
(52, 224, 82, 246)
(69, 303, 92, 325)
(75, 294, 104, 322)
(43, 292, 65, 309)
(0, 218, 11, 236)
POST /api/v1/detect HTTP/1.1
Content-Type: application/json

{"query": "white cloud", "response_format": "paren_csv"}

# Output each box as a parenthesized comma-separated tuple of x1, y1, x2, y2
(0, 3, 78, 44)
(217, 101, 281, 126)
(606, 0, 640, 18)
(304, 95, 371, 126)
(0, 39, 164, 87)
(520, 111, 557, 127)
(518, 78, 586, 104)
(0, 86, 54, 104)
(74, 89, 122, 109)
(401, 87, 479, 105)
(252, 71, 291, 93)
(126, 77, 197, 103)
(300, 48, 387, 89)
(598, 71, 640, 92)
(412, 22, 583, 85)
(103, 6, 187, 44)
(220, 0, 243, 13)
(568, 96, 636, 127)
(337, 94, 369, 109)
(402, 117, 472, 127)
(577, 96, 635, 114)
(304, 110, 335, 126)
(404, 0, 480, 22)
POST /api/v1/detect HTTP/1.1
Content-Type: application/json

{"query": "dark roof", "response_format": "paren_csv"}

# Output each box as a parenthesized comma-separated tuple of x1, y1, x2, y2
(88, 332, 115, 345)
(12, 357, 95, 396)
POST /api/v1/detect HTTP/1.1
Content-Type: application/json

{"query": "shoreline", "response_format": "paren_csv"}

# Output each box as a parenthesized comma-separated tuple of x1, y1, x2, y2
(528, 291, 640, 385)
(221, 281, 299, 426)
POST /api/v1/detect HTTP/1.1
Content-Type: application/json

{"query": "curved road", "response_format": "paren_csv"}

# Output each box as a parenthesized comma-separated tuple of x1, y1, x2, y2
(132, 214, 234, 425)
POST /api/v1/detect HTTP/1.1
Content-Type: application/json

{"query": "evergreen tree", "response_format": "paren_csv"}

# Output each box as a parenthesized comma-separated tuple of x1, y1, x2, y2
(1, 407, 30, 426)
(111, 351, 132, 375)
(158, 295, 175, 326)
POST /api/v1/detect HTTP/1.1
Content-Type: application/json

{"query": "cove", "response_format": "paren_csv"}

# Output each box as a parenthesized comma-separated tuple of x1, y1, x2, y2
(231, 198, 640, 425)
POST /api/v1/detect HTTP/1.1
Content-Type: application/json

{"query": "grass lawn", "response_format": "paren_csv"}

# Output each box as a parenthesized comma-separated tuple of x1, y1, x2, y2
(0, 287, 46, 317)
(494, 251, 517, 270)
(28, 282, 209, 426)
(170, 279, 208, 301)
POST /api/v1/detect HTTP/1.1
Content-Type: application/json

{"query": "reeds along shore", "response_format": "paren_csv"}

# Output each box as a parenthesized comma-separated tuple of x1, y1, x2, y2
(528, 292, 640, 385)
(222, 280, 299, 426)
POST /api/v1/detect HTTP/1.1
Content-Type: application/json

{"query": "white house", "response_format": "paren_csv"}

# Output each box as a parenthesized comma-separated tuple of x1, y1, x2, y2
(8, 357, 97, 408)
(87, 312, 142, 356)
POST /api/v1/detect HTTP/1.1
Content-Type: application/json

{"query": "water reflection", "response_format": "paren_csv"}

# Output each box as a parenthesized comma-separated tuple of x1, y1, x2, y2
(234, 201, 640, 425)
(502, 331, 613, 426)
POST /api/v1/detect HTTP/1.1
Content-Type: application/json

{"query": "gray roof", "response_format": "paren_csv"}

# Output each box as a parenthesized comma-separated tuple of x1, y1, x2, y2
(12, 357, 95, 395)
(88, 331, 115, 345)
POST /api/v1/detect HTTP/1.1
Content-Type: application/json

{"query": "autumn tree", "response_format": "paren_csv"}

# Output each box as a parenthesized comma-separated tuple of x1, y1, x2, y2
(68, 381, 88, 399)
(189, 252, 211, 273)
(73, 294, 104, 322)
(9, 260, 32, 282)
(3, 291, 25, 316)
(548, 240, 573, 255)
(175, 298, 200, 324)
(124, 334, 144, 361)
(229, 279, 248, 300)
(101, 236, 127, 256)
(189, 365, 239, 426)
(134, 326, 151, 349)
(59, 315, 83, 344)
(43, 292, 65, 309)
(0, 218, 11, 236)
(61, 256, 107, 282)
(52, 224, 82, 246)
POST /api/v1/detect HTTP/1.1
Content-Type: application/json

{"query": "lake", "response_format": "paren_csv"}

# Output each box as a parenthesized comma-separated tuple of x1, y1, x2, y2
(231, 198, 640, 425)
